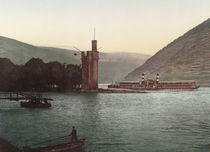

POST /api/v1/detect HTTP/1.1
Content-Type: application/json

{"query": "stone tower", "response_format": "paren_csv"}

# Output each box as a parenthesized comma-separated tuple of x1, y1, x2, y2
(81, 39, 99, 91)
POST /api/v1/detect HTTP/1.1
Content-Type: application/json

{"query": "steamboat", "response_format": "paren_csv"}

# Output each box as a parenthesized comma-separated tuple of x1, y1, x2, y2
(108, 74, 199, 90)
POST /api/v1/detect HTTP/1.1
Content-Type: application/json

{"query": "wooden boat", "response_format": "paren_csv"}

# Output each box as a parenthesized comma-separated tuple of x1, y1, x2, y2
(32, 138, 86, 152)
(0, 92, 53, 108)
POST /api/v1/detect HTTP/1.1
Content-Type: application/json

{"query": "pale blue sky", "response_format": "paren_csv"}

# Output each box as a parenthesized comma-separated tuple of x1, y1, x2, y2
(0, 0, 210, 54)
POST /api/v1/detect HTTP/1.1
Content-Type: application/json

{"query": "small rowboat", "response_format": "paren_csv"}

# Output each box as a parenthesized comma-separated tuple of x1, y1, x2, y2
(31, 139, 86, 152)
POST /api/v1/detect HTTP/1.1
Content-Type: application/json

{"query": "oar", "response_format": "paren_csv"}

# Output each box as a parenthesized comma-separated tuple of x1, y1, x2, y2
(31, 135, 69, 146)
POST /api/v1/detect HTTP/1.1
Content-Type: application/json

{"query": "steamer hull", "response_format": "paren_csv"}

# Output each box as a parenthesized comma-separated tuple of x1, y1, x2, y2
(109, 74, 199, 90)
(108, 83, 199, 90)
(108, 77, 199, 90)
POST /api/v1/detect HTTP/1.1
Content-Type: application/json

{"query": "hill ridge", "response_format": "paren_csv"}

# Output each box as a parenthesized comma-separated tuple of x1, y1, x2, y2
(0, 35, 150, 83)
(125, 18, 210, 86)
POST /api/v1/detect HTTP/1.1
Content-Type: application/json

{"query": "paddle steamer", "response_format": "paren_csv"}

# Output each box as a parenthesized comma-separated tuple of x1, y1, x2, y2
(108, 74, 199, 90)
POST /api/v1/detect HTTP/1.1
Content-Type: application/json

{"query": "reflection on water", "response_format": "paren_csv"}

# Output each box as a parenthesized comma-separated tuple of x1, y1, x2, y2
(0, 88, 210, 152)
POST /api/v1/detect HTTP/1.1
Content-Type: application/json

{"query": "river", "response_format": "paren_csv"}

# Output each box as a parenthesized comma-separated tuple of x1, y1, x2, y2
(0, 88, 210, 152)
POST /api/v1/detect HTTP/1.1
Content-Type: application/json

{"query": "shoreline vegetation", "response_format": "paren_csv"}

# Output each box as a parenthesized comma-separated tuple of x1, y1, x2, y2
(0, 57, 81, 92)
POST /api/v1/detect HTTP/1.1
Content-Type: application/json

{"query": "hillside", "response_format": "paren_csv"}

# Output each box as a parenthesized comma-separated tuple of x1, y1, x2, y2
(125, 18, 210, 86)
(0, 36, 79, 65)
(0, 36, 150, 83)
(98, 52, 150, 83)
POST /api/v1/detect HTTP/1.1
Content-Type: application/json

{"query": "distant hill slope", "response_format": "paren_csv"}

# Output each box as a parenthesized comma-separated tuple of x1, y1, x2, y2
(0, 36, 150, 83)
(0, 36, 79, 65)
(98, 52, 150, 83)
(125, 18, 210, 86)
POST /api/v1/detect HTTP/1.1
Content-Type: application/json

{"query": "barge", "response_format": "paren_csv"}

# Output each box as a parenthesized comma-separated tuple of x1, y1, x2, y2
(108, 74, 199, 90)
(0, 92, 53, 108)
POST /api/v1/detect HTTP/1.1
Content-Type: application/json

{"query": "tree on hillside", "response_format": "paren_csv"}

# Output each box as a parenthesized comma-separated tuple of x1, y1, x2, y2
(0, 57, 82, 92)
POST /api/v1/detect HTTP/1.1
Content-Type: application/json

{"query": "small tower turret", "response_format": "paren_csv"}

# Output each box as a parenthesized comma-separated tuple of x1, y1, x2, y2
(92, 29, 97, 51)
(92, 40, 97, 51)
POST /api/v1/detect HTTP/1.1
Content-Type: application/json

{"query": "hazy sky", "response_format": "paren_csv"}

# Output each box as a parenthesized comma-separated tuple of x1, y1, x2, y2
(0, 0, 210, 55)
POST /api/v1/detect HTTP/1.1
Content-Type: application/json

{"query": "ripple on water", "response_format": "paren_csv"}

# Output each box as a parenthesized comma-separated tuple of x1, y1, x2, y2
(0, 88, 210, 152)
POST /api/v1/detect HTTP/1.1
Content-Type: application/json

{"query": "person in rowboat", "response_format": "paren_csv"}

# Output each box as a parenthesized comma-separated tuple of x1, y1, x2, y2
(69, 126, 78, 142)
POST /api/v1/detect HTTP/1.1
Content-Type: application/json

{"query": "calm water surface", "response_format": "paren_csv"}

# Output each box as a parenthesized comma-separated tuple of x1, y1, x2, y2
(0, 88, 210, 152)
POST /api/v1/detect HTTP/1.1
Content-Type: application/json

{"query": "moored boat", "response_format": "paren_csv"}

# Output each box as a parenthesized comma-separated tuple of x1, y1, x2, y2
(0, 92, 53, 108)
